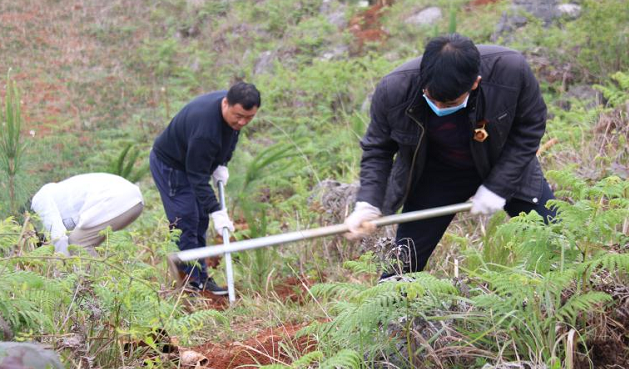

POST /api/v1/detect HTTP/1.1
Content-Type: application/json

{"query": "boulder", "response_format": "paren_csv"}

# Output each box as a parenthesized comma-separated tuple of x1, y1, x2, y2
(557, 84, 602, 111)
(253, 50, 275, 75)
(0, 342, 63, 369)
(556, 3, 582, 19)
(319, 45, 350, 61)
(513, 0, 559, 25)
(404, 7, 443, 27)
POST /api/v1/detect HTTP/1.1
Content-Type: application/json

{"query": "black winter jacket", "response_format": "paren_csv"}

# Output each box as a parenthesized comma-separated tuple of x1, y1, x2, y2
(357, 45, 548, 215)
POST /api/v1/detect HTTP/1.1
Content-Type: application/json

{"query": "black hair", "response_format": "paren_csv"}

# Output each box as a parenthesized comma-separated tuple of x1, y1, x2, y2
(419, 33, 480, 102)
(226, 82, 261, 110)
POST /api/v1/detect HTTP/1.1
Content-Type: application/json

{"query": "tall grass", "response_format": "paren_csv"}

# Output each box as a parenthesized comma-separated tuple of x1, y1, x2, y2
(0, 71, 27, 215)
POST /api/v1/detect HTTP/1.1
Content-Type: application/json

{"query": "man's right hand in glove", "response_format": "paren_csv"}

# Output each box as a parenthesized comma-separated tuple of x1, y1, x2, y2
(344, 201, 382, 240)
(211, 165, 229, 188)
(53, 235, 70, 256)
(211, 209, 235, 233)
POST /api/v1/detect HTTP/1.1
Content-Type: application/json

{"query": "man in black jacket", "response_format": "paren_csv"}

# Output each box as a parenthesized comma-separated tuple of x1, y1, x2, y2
(150, 82, 260, 294)
(344, 34, 556, 275)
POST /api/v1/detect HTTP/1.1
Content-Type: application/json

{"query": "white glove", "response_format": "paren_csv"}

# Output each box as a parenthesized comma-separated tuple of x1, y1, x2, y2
(344, 201, 382, 239)
(471, 185, 506, 215)
(211, 209, 235, 233)
(53, 235, 70, 256)
(212, 165, 229, 188)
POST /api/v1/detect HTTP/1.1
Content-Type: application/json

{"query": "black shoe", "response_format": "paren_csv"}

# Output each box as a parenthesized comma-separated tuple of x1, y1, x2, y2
(378, 273, 416, 284)
(187, 278, 228, 296)
(203, 277, 228, 296)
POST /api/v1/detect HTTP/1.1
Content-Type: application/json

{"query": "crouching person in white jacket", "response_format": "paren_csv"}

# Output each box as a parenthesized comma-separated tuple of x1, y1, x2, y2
(30, 173, 144, 255)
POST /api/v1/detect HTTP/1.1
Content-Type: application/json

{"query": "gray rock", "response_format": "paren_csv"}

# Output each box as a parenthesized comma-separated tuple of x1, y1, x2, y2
(557, 84, 602, 111)
(492, 0, 571, 42)
(189, 57, 201, 73)
(0, 342, 63, 369)
(360, 91, 374, 115)
(492, 11, 529, 41)
(327, 10, 348, 29)
(513, 0, 559, 25)
(404, 7, 443, 27)
(556, 3, 582, 19)
(482, 362, 547, 369)
(319, 45, 350, 61)
(186, 0, 206, 8)
(320, 0, 348, 29)
(253, 50, 275, 75)
(319, 0, 333, 14)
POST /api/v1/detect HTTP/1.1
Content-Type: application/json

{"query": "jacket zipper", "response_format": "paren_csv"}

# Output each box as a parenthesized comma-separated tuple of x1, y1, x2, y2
(397, 108, 425, 210)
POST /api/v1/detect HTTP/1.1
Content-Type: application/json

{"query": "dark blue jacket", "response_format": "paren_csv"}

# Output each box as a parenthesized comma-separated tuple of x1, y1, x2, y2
(153, 91, 239, 213)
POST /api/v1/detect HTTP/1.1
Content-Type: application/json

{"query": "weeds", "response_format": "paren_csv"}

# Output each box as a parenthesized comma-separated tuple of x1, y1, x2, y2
(0, 216, 225, 367)
(0, 71, 27, 215)
(2, 0, 629, 367)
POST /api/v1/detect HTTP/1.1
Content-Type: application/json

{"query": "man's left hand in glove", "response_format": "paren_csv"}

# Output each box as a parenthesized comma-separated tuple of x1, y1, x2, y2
(211, 209, 235, 233)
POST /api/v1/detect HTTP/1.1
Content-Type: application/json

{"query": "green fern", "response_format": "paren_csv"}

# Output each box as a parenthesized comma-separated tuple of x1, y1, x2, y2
(580, 252, 629, 277)
(594, 71, 629, 108)
(556, 292, 612, 322)
(0, 218, 21, 255)
(309, 282, 366, 300)
(166, 309, 229, 336)
(319, 349, 362, 369)
(291, 350, 324, 368)
(342, 251, 378, 276)
(260, 351, 325, 369)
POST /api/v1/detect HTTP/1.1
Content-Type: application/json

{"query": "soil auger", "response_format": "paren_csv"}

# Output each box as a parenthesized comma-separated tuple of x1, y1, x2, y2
(168, 202, 473, 304)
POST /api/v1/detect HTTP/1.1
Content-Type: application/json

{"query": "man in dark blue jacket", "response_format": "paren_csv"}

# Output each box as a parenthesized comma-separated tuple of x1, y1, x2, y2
(150, 82, 260, 294)
(344, 34, 556, 276)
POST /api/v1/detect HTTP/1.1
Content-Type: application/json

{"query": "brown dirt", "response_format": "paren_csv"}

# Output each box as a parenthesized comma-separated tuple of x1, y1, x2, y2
(579, 284, 629, 368)
(172, 275, 319, 368)
(271, 276, 314, 304)
(1, 1, 93, 130)
(348, 2, 393, 54)
(180, 274, 315, 312)
(468, 0, 501, 6)
(189, 323, 316, 368)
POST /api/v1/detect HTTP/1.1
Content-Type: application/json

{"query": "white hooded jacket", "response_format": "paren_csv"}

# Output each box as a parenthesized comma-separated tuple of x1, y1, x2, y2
(31, 173, 144, 253)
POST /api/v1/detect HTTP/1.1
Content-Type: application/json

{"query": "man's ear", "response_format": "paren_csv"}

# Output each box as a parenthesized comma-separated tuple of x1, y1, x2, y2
(471, 75, 482, 90)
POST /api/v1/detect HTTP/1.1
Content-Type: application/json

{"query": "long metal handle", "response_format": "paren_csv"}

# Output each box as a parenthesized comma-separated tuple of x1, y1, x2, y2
(173, 202, 472, 262)
(217, 181, 236, 304)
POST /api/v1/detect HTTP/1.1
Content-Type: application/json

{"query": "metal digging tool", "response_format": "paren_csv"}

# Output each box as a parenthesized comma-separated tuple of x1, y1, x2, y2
(167, 253, 184, 288)
(169, 202, 473, 279)
(217, 180, 236, 303)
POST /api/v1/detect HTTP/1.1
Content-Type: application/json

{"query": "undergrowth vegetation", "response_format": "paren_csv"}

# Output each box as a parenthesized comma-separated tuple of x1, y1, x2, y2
(1, 0, 628, 367)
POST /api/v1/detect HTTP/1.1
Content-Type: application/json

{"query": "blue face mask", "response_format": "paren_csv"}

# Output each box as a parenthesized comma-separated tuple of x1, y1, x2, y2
(423, 93, 469, 117)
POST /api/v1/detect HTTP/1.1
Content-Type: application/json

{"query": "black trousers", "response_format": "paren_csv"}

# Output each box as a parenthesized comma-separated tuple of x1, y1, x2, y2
(393, 166, 556, 274)
(150, 151, 209, 283)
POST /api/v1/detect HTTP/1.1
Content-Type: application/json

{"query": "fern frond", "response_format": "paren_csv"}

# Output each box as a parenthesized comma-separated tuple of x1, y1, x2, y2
(319, 349, 362, 369)
(309, 283, 366, 300)
(291, 351, 324, 368)
(343, 251, 378, 276)
(166, 309, 228, 336)
(556, 292, 612, 322)
(584, 252, 629, 274)
(296, 321, 323, 338)
(546, 170, 588, 199)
